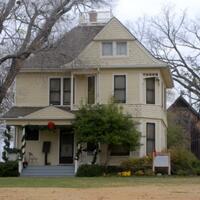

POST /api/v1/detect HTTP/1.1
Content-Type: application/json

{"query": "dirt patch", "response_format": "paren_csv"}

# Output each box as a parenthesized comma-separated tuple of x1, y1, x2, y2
(0, 185, 200, 200)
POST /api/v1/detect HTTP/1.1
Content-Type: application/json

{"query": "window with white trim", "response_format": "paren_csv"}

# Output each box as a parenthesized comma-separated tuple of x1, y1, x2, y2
(102, 41, 127, 56)
(49, 77, 73, 106)
(114, 75, 126, 103)
(49, 78, 61, 105)
(102, 42, 113, 56)
(146, 123, 155, 155)
(88, 76, 95, 104)
(146, 78, 155, 104)
(116, 41, 127, 55)
(63, 78, 71, 105)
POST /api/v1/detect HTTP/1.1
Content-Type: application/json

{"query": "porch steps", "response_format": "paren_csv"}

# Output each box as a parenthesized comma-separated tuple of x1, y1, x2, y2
(21, 165, 75, 177)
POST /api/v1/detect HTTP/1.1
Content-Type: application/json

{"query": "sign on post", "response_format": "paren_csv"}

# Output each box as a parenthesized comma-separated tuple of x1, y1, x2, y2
(153, 153, 171, 175)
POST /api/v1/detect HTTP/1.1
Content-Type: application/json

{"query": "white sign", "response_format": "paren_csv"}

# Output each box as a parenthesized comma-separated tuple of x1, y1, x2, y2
(153, 153, 171, 175)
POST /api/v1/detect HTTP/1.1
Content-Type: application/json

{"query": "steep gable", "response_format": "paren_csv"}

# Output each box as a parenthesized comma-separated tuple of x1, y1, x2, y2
(94, 17, 135, 40)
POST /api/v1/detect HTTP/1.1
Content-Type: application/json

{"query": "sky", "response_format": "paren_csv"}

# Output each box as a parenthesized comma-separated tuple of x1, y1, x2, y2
(113, 0, 200, 22)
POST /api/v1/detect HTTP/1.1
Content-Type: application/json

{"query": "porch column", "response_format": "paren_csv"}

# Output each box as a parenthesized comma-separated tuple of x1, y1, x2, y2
(19, 126, 26, 174)
(70, 72, 74, 110)
(21, 126, 26, 162)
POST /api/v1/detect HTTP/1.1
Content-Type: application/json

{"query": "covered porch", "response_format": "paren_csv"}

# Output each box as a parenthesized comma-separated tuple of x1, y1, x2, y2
(2, 106, 79, 176)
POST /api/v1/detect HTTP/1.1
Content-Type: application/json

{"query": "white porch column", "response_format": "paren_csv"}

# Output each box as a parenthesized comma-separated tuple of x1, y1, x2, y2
(21, 126, 26, 162)
(70, 72, 74, 110)
(74, 144, 80, 174)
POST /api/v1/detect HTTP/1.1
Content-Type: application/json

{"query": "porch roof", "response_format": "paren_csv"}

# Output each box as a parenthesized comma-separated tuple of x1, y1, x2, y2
(1, 106, 75, 126)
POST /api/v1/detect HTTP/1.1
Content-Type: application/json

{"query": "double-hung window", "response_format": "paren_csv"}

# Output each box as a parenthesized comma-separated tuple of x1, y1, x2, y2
(146, 123, 155, 155)
(49, 78, 61, 105)
(146, 78, 155, 104)
(114, 75, 126, 103)
(88, 76, 95, 104)
(49, 78, 72, 106)
(63, 78, 71, 105)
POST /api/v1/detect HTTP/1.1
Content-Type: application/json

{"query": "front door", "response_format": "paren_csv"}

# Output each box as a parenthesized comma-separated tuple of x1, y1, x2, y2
(59, 128, 74, 164)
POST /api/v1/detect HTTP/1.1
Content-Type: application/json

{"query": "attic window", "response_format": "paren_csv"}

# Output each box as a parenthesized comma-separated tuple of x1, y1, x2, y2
(102, 42, 113, 56)
(102, 41, 127, 56)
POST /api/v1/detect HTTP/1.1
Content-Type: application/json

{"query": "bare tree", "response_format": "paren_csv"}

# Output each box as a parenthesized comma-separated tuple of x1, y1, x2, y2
(129, 7, 200, 105)
(0, 0, 109, 107)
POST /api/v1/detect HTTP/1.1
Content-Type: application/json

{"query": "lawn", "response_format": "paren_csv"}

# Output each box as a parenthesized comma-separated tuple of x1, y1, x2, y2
(0, 176, 200, 188)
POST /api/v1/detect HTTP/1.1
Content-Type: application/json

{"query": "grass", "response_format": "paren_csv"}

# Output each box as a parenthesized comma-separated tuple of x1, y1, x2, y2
(0, 176, 200, 188)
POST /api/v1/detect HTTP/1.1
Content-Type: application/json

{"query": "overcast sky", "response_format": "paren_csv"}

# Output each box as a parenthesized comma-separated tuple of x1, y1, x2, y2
(113, 0, 200, 22)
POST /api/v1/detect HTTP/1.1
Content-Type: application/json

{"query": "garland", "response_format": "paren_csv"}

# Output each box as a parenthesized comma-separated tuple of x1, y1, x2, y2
(2, 126, 11, 162)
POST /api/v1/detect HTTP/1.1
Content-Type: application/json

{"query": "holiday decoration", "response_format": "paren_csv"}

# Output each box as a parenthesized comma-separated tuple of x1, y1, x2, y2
(47, 121, 55, 130)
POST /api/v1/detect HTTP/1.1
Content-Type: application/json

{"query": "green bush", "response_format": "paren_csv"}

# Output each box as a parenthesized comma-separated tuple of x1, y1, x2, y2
(169, 147, 200, 175)
(121, 156, 152, 172)
(0, 161, 19, 177)
(104, 165, 124, 175)
(76, 164, 104, 177)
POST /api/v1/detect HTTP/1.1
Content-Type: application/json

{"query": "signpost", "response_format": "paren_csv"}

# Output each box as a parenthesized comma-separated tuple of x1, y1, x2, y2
(153, 153, 171, 175)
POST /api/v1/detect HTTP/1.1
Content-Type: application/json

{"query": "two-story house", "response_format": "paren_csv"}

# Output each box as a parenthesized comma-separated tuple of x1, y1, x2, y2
(2, 11, 173, 176)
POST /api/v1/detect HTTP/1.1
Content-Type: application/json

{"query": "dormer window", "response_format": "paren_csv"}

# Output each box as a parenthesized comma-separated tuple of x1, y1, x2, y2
(102, 41, 127, 56)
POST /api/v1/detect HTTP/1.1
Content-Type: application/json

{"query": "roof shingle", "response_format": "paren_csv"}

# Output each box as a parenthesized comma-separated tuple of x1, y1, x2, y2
(23, 25, 104, 69)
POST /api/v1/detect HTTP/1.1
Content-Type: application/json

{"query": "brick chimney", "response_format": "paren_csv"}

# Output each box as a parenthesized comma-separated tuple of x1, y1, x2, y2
(89, 11, 97, 23)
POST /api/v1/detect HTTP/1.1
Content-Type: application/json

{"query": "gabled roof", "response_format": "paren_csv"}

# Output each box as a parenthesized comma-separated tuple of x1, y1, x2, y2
(168, 96, 200, 118)
(23, 25, 104, 69)
(1, 106, 72, 119)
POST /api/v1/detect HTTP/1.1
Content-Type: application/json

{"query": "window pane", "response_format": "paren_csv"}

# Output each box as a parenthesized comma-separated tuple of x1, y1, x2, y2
(147, 123, 155, 139)
(50, 92, 60, 105)
(63, 78, 71, 91)
(88, 76, 95, 104)
(102, 42, 113, 56)
(114, 75, 126, 89)
(110, 144, 129, 156)
(146, 141, 155, 154)
(63, 92, 70, 105)
(25, 126, 39, 141)
(114, 90, 126, 103)
(63, 78, 71, 105)
(114, 75, 126, 103)
(50, 79, 60, 91)
(146, 78, 155, 104)
(117, 42, 127, 55)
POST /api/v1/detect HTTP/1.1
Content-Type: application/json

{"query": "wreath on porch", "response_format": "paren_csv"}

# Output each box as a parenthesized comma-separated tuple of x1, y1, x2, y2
(47, 121, 56, 130)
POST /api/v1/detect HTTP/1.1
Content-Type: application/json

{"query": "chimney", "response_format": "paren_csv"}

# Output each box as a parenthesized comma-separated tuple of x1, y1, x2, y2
(89, 11, 97, 23)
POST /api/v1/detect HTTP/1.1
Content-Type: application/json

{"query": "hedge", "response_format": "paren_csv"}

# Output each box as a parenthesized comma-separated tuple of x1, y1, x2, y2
(0, 161, 19, 177)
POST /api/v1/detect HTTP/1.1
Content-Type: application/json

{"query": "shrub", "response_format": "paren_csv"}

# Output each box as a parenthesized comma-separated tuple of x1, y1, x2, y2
(0, 161, 19, 177)
(121, 156, 152, 173)
(104, 165, 124, 175)
(76, 164, 104, 177)
(169, 147, 200, 175)
(135, 170, 144, 176)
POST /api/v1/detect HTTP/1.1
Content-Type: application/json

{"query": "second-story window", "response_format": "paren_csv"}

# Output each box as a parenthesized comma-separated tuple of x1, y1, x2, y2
(49, 77, 73, 106)
(102, 42, 113, 56)
(63, 78, 71, 105)
(88, 76, 95, 104)
(50, 78, 61, 105)
(146, 78, 155, 104)
(114, 75, 126, 103)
